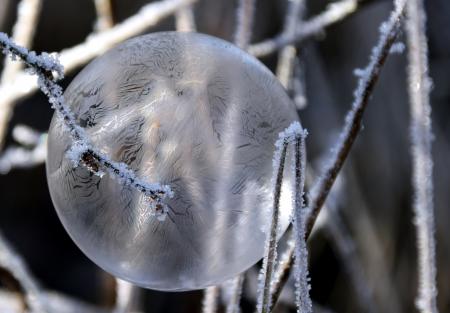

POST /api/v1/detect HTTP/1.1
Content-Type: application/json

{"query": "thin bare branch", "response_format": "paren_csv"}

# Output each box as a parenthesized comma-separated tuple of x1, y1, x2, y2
(234, 0, 256, 49)
(0, 0, 196, 149)
(94, 0, 115, 31)
(249, 0, 358, 57)
(405, 0, 438, 312)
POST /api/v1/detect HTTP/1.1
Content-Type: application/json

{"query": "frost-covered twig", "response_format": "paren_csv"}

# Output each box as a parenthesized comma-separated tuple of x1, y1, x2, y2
(291, 127, 312, 313)
(234, 0, 256, 49)
(269, 229, 295, 310)
(0, 0, 196, 149)
(175, 5, 196, 32)
(0, 232, 47, 312)
(0, 32, 173, 219)
(305, 0, 407, 238)
(257, 137, 288, 313)
(202, 286, 220, 313)
(248, 0, 358, 57)
(0, 33, 63, 77)
(257, 122, 303, 313)
(405, 0, 438, 312)
(224, 275, 244, 313)
(94, 0, 114, 31)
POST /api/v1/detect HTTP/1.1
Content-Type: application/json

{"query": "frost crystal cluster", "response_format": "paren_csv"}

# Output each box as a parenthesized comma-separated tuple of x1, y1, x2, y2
(47, 32, 300, 290)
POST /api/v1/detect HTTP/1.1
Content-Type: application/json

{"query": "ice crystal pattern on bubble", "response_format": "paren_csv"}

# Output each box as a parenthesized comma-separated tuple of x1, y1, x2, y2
(46, 32, 301, 291)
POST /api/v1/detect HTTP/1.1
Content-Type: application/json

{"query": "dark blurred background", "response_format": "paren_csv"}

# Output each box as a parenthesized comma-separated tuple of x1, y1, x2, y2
(0, 0, 448, 312)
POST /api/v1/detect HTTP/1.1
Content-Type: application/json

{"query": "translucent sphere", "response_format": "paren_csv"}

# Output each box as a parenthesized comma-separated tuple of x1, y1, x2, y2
(47, 32, 300, 291)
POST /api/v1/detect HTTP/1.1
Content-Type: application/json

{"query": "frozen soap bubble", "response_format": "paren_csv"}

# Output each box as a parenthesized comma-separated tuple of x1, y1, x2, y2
(46, 32, 301, 291)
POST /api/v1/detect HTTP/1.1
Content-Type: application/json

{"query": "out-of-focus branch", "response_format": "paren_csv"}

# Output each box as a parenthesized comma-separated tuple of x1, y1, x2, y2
(0, 290, 111, 313)
(0, 232, 47, 312)
(202, 286, 220, 313)
(405, 0, 439, 312)
(276, 0, 305, 88)
(234, 0, 256, 49)
(0, 0, 42, 152)
(114, 279, 137, 313)
(94, 0, 115, 31)
(0, 130, 46, 174)
(0, 0, 196, 149)
(0, 0, 42, 82)
(175, 5, 196, 32)
(292, 58, 308, 109)
(224, 275, 244, 313)
(12, 124, 41, 146)
(0, 192, 118, 313)
(248, 0, 358, 57)
(51, 0, 195, 72)
(325, 206, 377, 313)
